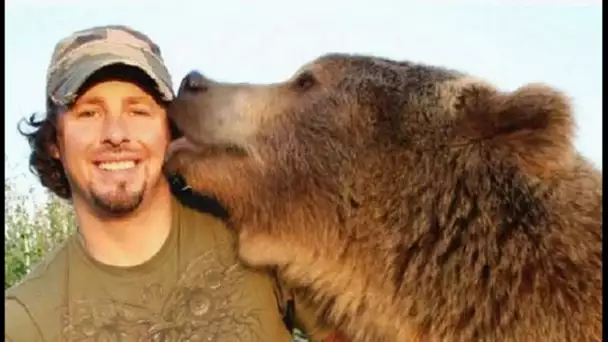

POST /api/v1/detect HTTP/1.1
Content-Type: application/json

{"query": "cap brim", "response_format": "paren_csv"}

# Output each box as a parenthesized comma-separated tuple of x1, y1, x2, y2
(49, 46, 174, 106)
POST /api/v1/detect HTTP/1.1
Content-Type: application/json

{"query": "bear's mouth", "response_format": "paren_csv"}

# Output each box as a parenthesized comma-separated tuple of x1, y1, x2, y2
(168, 136, 249, 158)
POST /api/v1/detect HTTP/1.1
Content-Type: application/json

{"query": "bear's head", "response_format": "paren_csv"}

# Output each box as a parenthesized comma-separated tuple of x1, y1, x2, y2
(166, 53, 575, 227)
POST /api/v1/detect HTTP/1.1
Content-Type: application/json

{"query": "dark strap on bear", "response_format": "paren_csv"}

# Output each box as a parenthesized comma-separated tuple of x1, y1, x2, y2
(271, 268, 297, 335)
(283, 298, 296, 334)
(168, 174, 229, 220)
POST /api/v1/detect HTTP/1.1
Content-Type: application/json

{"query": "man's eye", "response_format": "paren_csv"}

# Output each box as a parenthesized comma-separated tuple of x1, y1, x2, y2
(76, 110, 99, 118)
(130, 108, 151, 116)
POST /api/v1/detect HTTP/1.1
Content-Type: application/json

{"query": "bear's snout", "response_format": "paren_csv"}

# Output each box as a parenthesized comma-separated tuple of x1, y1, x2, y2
(179, 70, 211, 94)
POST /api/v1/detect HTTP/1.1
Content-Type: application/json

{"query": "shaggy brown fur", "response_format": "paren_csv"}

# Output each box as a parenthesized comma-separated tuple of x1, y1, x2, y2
(165, 54, 603, 342)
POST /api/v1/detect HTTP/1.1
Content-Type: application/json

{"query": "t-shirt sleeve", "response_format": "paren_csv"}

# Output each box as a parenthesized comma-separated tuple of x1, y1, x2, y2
(4, 297, 45, 342)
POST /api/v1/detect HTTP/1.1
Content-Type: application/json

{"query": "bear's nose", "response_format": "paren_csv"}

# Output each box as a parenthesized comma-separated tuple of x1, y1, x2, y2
(179, 70, 209, 93)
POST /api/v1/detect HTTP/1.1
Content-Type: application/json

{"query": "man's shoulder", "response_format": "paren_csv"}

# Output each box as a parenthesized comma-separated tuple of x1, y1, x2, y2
(5, 237, 74, 342)
(5, 298, 45, 342)
(170, 195, 303, 340)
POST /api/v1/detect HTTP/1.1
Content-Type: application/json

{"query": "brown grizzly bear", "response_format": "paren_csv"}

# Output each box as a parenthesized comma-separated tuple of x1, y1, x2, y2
(164, 54, 603, 342)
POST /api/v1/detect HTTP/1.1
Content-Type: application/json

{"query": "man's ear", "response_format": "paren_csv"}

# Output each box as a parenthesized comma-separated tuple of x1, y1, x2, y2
(48, 142, 61, 160)
(455, 81, 575, 177)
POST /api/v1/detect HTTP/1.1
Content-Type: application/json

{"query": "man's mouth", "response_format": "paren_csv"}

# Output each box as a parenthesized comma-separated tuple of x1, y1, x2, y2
(95, 160, 139, 171)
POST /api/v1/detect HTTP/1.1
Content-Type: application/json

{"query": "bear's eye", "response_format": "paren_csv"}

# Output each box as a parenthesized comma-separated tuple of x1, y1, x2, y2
(293, 71, 317, 92)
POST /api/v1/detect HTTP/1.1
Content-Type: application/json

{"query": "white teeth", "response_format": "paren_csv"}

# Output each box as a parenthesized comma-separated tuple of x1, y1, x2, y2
(98, 161, 136, 171)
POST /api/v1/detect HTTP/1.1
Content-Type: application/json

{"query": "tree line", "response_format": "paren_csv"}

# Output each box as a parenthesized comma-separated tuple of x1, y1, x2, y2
(4, 170, 75, 289)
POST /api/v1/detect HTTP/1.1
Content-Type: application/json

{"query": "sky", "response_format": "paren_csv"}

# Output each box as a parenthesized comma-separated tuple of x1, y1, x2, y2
(5, 1, 602, 202)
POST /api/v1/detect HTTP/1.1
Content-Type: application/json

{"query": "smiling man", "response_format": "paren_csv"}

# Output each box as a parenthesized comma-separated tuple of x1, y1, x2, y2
(4, 25, 342, 342)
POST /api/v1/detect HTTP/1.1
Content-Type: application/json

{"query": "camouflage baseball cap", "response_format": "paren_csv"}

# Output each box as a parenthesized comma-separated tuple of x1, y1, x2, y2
(46, 25, 174, 108)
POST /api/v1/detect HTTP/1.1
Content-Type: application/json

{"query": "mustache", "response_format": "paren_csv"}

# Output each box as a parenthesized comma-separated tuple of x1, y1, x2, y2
(90, 145, 143, 162)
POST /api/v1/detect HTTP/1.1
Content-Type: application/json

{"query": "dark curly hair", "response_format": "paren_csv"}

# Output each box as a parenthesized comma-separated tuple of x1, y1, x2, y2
(18, 64, 181, 200)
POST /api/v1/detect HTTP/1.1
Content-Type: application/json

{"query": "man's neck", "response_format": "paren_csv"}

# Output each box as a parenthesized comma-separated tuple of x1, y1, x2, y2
(73, 183, 175, 267)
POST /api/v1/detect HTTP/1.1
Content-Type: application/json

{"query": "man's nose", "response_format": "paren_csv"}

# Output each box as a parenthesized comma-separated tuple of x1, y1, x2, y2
(101, 116, 130, 146)
(179, 70, 211, 94)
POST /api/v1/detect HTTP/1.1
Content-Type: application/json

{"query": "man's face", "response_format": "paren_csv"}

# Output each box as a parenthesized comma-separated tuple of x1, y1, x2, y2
(53, 79, 171, 216)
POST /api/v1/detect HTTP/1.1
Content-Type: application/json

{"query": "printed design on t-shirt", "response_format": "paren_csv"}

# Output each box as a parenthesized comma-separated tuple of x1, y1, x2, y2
(61, 241, 268, 341)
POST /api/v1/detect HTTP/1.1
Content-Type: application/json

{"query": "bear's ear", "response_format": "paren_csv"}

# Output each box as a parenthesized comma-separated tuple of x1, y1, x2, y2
(456, 82, 575, 177)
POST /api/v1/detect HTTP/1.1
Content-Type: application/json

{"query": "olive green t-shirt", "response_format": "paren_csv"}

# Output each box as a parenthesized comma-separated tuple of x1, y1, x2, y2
(5, 198, 299, 342)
